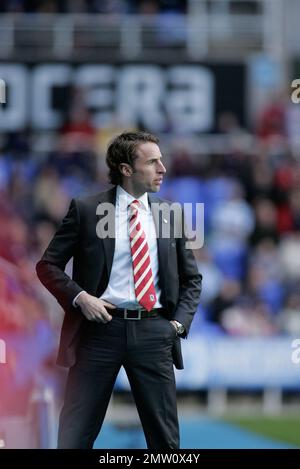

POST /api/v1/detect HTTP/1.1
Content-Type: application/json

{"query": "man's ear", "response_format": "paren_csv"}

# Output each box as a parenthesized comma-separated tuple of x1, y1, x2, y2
(119, 163, 133, 177)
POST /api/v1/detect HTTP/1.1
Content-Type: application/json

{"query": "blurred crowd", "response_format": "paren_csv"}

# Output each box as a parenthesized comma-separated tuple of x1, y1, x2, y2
(0, 88, 300, 341)
(1, 83, 300, 422)
(0, 0, 187, 14)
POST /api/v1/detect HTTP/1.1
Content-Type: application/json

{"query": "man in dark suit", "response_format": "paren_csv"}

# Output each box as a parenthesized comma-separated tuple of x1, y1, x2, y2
(36, 130, 202, 449)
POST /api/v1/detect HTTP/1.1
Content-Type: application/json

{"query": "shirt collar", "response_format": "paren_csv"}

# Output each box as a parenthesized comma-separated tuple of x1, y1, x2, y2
(117, 185, 149, 212)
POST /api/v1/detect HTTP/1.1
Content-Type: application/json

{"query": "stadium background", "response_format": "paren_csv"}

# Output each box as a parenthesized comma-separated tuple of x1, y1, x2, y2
(1, 0, 300, 449)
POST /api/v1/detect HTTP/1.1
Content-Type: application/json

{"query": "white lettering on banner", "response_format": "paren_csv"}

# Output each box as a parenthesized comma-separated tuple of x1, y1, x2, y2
(118, 66, 165, 132)
(0, 65, 27, 130)
(75, 65, 115, 127)
(31, 65, 71, 129)
(0, 63, 214, 132)
(167, 66, 213, 132)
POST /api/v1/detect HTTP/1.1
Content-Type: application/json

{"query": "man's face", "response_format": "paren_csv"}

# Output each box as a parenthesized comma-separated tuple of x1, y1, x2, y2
(128, 142, 166, 193)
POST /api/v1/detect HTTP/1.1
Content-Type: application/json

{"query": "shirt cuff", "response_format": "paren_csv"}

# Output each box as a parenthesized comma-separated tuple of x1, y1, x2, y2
(72, 291, 86, 307)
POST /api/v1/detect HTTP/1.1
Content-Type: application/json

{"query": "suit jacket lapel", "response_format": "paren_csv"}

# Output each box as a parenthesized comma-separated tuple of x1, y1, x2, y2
(97, 186, 117, 279)
(148, 195, 170, 295)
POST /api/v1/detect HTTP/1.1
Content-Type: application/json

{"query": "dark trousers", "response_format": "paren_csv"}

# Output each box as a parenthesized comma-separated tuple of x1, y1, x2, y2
(57, 315, 180, 449)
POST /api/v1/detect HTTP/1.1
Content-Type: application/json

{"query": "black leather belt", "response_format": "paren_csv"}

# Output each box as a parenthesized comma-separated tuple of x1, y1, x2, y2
(111, 308, 164, 320)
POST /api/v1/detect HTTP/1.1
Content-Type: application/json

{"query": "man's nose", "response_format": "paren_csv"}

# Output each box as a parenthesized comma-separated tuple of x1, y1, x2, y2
(158, 162, 166, 173)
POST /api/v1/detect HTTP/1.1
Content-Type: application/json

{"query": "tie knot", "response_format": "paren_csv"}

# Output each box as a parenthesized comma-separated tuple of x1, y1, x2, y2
(129, 199, 140, 211)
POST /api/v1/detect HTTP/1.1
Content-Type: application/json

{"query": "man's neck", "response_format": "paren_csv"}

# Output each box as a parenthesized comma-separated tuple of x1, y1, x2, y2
(119, 184, 146, 199)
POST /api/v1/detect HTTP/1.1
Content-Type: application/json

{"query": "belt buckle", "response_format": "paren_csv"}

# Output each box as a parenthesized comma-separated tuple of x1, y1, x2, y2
(124, 308, 142, 320)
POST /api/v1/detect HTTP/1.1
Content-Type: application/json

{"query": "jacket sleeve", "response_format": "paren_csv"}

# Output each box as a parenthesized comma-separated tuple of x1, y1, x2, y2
(173, 209, 202, 337)
(36, 198, 84, 311)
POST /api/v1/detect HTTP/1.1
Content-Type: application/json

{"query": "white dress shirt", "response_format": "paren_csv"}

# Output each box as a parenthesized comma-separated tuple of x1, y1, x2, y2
(73, 185, 162, 309)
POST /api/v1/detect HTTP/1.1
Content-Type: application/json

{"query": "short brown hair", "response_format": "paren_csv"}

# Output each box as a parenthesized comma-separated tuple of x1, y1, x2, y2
(106, 130, 159, 185)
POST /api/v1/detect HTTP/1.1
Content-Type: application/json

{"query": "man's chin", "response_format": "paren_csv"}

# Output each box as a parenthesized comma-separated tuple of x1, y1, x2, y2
(149, 185, 160, 193)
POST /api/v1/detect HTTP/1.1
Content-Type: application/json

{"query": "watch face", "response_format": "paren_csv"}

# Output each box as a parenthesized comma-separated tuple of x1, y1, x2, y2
(177, 324, 185, 334)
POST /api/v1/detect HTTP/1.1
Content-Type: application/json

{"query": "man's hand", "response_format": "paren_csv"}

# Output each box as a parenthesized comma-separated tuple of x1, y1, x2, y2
(76, 292, 116, 323)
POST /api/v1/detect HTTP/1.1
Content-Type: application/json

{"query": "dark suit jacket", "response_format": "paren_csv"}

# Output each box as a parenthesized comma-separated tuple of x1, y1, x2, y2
(36, 186, 202, 369)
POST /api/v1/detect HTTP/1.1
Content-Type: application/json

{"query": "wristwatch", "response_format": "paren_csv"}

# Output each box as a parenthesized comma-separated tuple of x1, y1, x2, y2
(173, 320, 185, 336)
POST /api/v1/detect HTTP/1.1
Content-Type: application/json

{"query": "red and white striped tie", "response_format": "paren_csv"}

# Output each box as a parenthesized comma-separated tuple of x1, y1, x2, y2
(129, 199, 157, 311)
